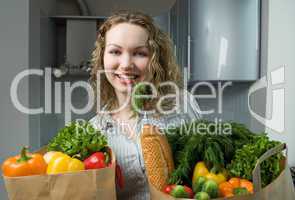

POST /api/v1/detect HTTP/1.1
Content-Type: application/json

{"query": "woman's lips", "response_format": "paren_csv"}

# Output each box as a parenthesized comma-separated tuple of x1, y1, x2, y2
(114, 73, 140, 85)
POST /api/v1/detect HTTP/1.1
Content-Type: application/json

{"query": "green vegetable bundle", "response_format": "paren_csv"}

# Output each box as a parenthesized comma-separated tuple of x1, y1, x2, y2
(131, 82, 153, 116)
(165, 120, 268, 184)
(165, 119, 284, 188)
(47, 121, 108, 160)
(165, 120, 256, 185)
(227, 135, 283, 187)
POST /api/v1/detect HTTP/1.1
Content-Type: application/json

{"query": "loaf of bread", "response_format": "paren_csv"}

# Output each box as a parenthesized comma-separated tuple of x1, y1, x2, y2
(140, 124, 175, 190)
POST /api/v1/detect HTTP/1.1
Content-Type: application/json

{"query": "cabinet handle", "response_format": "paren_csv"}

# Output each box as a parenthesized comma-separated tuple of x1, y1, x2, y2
(187, 35, 191, 80)
(187, 0, 191, 80)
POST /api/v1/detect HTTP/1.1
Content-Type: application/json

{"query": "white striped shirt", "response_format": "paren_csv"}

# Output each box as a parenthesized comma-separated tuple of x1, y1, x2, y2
(89, 90, 201, 200)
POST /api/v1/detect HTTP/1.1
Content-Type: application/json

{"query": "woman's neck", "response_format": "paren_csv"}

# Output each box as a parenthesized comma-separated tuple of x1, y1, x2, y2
(113, 90, 134, 121)
(116, 91, 130, 107)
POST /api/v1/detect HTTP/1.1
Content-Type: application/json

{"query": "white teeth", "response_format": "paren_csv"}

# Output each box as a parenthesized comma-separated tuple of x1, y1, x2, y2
(117, 74, 137, 79)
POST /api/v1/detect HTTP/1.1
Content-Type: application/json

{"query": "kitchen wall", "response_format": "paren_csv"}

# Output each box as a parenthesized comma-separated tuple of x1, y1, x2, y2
(56, 0, 176, 16)
(80, 0, 175, 16)
(29, 0, 57, 150)
(0, 1, 30, 199)
(261, 0, 295, 166)
(190, 82, 265, 131)
(51, 76, 96, 136)
(0, 0, 56, 199)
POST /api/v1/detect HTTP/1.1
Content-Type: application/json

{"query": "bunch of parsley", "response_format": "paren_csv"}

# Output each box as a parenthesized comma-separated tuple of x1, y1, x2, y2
(47, 121, 107, 160)
(131, 82, 152, 116)
(227, 135, 283, 187)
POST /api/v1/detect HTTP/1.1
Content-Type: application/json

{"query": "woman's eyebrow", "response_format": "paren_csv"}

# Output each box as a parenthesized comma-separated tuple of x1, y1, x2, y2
(135, 45, 148, 49)
(106, 44, 122, 48)
(106, 44, 148, 49)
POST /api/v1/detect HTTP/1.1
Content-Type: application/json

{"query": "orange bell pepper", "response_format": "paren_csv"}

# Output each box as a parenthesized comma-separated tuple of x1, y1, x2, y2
(2, 147, 47, 177)
(240, 179, 254, 193)
(228, 177, 241, 188)
(219, 181, 234, 197)
(219, 177, 253, 197)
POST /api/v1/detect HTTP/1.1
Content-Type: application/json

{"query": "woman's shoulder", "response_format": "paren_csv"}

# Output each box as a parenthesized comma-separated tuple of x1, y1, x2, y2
(89, 115, 104, 132)
(89, 115, 99, 129)
(89, 112, 114, 132)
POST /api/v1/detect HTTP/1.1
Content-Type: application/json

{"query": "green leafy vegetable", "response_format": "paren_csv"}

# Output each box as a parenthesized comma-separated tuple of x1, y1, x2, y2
(165, 120, 256, 185)
(227, 135, 283, 187)
(131, 82, 152, 116)
(47, 121, 107, 160)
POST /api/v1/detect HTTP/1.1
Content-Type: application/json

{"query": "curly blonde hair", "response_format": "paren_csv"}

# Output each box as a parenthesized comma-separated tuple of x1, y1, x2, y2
(90, 10, 182, 115)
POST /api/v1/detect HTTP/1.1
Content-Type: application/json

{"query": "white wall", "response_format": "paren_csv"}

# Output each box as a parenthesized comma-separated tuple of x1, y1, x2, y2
(263, 0, 295, 166)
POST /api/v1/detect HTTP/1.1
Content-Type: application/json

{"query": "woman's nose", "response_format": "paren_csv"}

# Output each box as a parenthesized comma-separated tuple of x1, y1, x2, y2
(120, 53, 134, 69)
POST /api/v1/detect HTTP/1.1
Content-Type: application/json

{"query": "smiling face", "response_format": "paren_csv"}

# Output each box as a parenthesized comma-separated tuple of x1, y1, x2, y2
(103, 23, 152, 94)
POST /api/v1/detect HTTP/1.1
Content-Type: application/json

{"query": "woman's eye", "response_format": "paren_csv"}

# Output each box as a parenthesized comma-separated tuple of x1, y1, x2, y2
(134, 51, 148, 57)
(110, 50, 121, 55)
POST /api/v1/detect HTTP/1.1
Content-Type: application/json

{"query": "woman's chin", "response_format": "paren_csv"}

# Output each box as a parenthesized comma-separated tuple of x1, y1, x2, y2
(113, 83, 133, 94)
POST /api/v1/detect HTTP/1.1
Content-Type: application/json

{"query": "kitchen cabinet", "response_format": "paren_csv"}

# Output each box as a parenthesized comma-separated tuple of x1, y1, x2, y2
(170, 0, 261, 81)
(169, 0, 188, 73)
(50, 16, 106, 78)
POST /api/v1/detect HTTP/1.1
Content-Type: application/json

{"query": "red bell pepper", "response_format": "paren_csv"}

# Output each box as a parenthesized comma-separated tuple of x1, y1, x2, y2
(83, 152, 109, 169)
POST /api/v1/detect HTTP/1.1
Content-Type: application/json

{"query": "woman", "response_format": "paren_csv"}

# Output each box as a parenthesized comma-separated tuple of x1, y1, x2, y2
(89, 10, 201, 200)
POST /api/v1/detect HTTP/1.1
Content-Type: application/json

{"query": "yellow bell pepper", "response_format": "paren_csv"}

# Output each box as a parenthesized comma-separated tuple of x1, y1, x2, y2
(46, 152, 84, 174)
(192, 161, 227, 185)
(192, 161, 209, 179)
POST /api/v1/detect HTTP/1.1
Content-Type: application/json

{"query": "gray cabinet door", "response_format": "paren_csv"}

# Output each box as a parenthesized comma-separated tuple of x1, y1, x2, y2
(189, 0, 260, 81)
(170, 0, 188, 73)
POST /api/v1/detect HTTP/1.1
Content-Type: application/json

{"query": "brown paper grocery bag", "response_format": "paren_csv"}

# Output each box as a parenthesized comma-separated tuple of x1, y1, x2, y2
(3, 147, 117, 200)
(150, 143, 295, 200)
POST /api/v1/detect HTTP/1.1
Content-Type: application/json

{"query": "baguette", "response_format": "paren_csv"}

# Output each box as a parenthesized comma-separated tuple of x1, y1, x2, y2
(140, 124, 174, 190)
